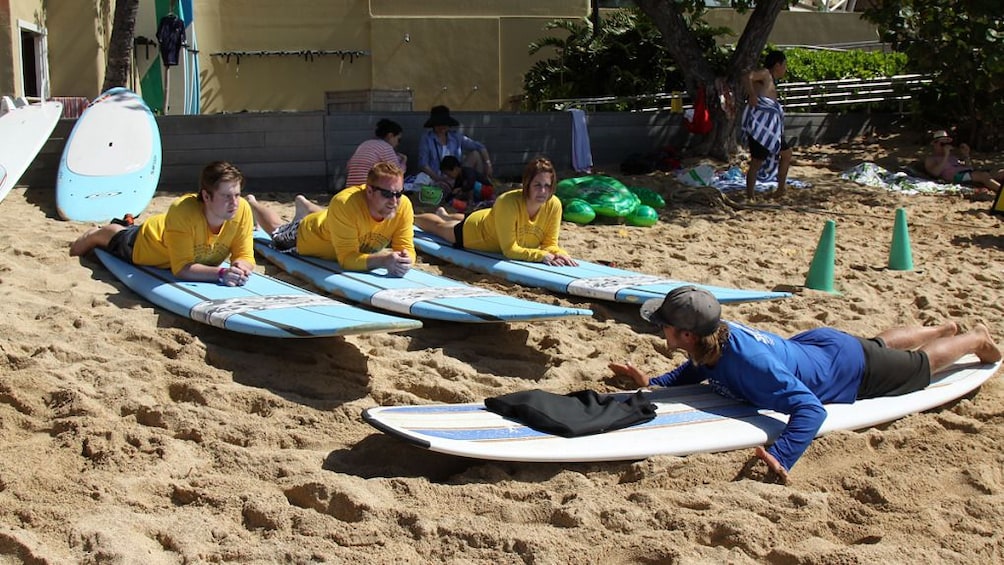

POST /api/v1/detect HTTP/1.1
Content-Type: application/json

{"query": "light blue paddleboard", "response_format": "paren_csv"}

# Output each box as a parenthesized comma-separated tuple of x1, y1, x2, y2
(412, 228, 791, 304)
(253, 230, 593, 323)
(94, 249, 422, 338)
(363, 357, 1000, 462)
(57, 88, 161, 222)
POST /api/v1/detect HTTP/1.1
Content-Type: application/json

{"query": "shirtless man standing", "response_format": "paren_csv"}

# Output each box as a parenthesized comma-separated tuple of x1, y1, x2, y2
(744, 50, 792, 199)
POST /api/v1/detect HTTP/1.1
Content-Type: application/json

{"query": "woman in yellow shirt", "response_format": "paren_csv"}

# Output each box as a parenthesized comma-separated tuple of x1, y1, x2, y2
(414, 157, 577, 266)
(69, 161, 255, 287)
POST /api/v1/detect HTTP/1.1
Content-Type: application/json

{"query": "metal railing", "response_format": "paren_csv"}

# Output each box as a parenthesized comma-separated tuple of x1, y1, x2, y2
(538, 73, 933, 114)
(777, 74, 932, 112)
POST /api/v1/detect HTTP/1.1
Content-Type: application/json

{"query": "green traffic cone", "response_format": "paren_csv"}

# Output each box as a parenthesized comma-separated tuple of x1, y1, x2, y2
(888, 208, 914, 271)
(804, 220, 837, 292)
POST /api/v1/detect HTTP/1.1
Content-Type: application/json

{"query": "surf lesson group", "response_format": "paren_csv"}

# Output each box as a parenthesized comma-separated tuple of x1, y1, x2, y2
(66, 100, 1002, 484)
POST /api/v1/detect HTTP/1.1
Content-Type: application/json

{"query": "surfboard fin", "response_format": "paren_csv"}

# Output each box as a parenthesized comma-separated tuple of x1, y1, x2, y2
(111, 214, 135, 227)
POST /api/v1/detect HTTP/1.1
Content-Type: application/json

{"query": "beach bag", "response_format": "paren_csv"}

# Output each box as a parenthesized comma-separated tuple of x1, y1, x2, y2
(686, 85, 713, 135)
(484, 389, 657, 438)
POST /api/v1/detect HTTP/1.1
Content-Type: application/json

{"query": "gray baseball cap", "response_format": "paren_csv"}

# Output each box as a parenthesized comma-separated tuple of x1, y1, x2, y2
(640, 285, 721, 336)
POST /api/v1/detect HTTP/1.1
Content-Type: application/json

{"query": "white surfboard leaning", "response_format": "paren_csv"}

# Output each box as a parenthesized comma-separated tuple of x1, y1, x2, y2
(363, 356, 1000, 462)
(413, 228, 791, 304)
(253, 230, 593, 323)
(57, 88, 161, 222)
(94, 249, 422, 338)
(0, 96, 63, 203)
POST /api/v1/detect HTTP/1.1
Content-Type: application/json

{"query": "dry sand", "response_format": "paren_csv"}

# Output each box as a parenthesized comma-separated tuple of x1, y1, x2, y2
(1, 133, 1002, 563)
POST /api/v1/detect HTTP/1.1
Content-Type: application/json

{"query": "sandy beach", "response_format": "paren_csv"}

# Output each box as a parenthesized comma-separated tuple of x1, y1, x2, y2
(1, 132, 1002, 563)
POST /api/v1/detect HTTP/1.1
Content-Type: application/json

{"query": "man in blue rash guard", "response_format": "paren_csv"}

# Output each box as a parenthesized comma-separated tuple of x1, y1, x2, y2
(608, 286, 1001, 483)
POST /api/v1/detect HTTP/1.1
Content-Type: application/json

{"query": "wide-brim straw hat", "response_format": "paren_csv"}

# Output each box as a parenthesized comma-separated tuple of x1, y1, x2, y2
(424, 105, 460, 128)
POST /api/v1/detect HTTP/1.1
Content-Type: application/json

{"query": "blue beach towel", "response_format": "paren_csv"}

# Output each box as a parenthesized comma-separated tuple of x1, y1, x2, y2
(742, 97, 784, 182)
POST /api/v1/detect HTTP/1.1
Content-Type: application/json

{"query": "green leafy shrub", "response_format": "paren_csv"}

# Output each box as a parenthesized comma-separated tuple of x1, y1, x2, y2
(782, 48, 909, 82)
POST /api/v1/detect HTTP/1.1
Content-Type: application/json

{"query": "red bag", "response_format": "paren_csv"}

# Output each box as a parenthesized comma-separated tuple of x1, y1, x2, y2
(686, 85, 713, 135)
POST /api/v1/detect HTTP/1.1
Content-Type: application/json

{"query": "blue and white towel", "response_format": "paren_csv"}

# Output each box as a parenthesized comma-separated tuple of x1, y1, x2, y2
(568, 108, 594, 173)
(742, 97, 784, 182)
(840, 162, 971, 195)
(709, 165, 810, 194)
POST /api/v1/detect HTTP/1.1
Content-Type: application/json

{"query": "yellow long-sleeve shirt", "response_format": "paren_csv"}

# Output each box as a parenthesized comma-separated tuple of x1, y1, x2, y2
(461, 189, 567, 262)
(132, 194, 256, 275)
(295, 184, 416, 270)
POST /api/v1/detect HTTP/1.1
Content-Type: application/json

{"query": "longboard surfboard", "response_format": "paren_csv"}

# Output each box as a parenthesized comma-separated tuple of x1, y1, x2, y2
(363, 356, 1000, 462)
(253, 231, 593, 323)
(57, 88, 161, 222)
(94, 248, 422, 338)
(0, 96, 63, 203)
(412, 228, 791, 304)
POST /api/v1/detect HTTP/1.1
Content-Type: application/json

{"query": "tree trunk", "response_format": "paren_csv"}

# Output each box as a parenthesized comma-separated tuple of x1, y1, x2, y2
(635, 0, 789, 160)
(102, 0, 140, 92)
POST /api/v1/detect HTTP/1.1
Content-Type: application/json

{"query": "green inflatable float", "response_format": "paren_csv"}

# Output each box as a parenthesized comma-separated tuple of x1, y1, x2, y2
(556, 175, 664, 227)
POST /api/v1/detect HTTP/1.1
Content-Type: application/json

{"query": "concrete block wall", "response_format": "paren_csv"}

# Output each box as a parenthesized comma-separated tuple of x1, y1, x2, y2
(23, 110, 898, 194)
(325, 111, 574, 191)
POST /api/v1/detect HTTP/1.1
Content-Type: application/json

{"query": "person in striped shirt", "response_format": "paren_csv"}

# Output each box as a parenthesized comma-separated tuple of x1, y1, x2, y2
(345, 118, 407, 188)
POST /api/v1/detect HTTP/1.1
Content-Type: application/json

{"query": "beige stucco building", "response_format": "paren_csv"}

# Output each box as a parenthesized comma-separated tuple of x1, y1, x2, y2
(2, 0, 878, 114)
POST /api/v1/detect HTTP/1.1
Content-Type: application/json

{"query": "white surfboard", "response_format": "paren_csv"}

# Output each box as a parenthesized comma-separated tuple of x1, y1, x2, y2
(363, 356, 1001, 462)
(0, 96, 63, 203)
(56, 88, 161, 222)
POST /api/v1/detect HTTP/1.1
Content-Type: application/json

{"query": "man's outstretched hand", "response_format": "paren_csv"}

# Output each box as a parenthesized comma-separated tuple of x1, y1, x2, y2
(754, 446, 789, 485)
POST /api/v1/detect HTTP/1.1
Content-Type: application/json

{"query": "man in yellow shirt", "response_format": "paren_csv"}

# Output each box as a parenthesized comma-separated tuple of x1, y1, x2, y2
(414, 157, 576, 266)
(70, 161, 255, 286)
(249, 161, 415, 277)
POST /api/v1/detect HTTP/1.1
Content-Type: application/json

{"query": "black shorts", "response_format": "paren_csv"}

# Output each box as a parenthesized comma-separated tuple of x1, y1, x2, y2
(106, 225, 140, 263)
(855, 337, 932, 399)
(270, 220, 300, 251)
(749, 137, 791, 160)
(452, 218, 467, 250)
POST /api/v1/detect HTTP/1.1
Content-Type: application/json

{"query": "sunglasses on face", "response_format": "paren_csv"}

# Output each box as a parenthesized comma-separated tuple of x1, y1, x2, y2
(371, 185, 404, 200)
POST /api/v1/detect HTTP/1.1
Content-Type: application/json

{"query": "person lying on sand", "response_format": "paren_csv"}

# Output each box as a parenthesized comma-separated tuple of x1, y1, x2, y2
(70, 161, 255, 286)
(924, 129, 1004, 196)
(609, 286, 1001, 484)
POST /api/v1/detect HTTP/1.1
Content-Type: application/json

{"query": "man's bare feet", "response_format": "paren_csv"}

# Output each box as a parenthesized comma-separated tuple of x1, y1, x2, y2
(69, 227, 100, 257)
(293, 194, 314, 222)
(435, 206, 451, 220)
(974, 324, 1003, 364)
(938, 321, 960, 338)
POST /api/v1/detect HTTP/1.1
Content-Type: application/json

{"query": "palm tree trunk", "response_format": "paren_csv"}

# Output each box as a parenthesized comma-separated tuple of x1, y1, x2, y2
(102, 0, 140, 92)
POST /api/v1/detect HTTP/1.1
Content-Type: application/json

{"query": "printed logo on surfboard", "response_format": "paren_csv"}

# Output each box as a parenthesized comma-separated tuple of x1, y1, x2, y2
(370, 286, 498, 310)
(190, 294, 340, 328)
(566, 275, 679, 300)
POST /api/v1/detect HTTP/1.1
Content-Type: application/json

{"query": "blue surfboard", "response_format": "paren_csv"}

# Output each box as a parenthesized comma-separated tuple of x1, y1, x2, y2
(413, 228, 791, 304)
(253, 231, 593, 323)
(57, 88, 161, 222)
(94, 249, 422, 338)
